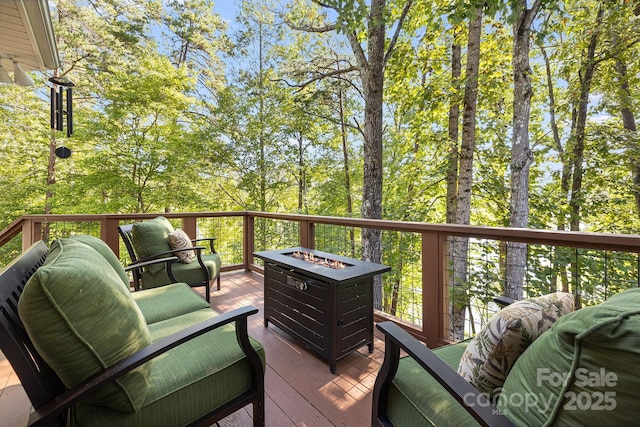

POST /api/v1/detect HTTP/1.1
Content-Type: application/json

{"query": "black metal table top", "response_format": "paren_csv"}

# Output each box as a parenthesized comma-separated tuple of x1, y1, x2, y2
(254, 246, 390, 284)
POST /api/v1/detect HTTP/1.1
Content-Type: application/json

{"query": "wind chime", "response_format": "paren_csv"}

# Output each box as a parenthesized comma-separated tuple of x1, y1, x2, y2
(49, 76, 74, 158)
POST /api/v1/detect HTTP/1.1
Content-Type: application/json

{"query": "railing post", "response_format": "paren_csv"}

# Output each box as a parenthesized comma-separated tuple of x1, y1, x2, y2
(244, 214, 254, 272)
(21, 219, 37, 250)
(182, 217, 197, 239)
(299, 220, 315, 249)
(422, 231, 445, 348)
(102, 217, 122, 257)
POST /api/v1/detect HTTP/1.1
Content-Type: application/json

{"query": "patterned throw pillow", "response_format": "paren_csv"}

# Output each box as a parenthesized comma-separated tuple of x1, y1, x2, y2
(168, 229, 194, 264)
(457, 292, 574, 398)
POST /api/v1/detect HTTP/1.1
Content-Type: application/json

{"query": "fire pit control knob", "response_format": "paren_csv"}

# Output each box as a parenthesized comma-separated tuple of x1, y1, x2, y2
(286, 276, 308, 291)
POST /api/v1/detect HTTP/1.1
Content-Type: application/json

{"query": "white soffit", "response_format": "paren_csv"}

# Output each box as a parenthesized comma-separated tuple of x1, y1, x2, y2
(0, 0, 60, 72)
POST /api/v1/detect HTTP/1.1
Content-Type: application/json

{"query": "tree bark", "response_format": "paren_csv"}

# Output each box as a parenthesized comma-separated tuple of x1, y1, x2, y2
(338, 85, 356, 255)
(296, 131, 306, 212)
(569, 5, 603, 231)
(505, 0, 541, 300)
(451, 6, 483, 340)
(446, 29, 462, 224)
(361, 0, 386, 309)
(540, 45, 571, 293)
(613, 41, 640, 215)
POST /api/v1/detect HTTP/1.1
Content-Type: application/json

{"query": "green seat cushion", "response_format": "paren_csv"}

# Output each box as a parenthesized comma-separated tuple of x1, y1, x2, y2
(131, 283, 211, 325)
(71, 309, 265, 427)
(18, 238, 152, 413)
(387, 340, 481, 427)
(132, 216, 174, 274)
(498, 287, 640, 426)
(70, 234, 130, 290)
(140, 253, 222, 289)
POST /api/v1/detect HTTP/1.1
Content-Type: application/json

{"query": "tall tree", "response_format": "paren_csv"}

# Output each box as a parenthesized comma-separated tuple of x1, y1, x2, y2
(569, 4, 605, 231)
(451, 4, 484, 340)
(161, 0, 228, 96)
(447, 27, 462, 225)
(505, 0, 544, 300)
(288, 0, 413, 309)
(210, 0, 298, 220)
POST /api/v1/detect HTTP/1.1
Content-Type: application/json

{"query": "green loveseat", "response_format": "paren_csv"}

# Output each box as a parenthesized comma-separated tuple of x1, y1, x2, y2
(0, 236, 265, 426)
(372, 288, 640, 426)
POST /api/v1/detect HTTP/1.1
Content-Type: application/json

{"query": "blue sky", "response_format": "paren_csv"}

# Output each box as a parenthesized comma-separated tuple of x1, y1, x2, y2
(213, 1, 239, 22)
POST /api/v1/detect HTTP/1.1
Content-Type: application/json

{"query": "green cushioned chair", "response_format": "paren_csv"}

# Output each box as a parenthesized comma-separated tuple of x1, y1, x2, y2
(118, 216, 222, 302)
(372, 288, 640, 427)
(0, 239, 265, 427)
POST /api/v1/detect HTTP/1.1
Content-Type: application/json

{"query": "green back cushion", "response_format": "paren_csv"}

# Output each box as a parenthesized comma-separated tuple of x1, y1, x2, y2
(70, 234, 130, 289)
(18, 238, 152, 413)
(497, 287, 640, 425)
(132, 216, 174, 274)
(457, 292, 574, 398)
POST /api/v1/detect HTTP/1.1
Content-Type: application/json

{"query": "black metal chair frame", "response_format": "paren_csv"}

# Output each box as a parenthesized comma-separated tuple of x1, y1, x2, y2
(118, 223, 221, 302)
(372, 298, 517, 427)
(0, 241, 264, 427)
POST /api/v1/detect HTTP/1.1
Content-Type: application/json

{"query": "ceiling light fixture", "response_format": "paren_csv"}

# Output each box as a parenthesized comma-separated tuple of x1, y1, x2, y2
(12, 61, 34, 86)
(0, 64, 12, 84)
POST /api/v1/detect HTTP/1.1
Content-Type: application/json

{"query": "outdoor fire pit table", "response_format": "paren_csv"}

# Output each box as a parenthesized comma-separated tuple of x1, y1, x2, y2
(254, 247, 390, 373)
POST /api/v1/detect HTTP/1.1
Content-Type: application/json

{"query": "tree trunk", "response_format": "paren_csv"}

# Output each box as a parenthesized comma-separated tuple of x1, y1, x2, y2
(569, 5, 603, 231)
(338, 85, 356, 255)
(43, 132, 57, 242)
(361, 0, 386, 310)
(297, 131, 306, 212)
(451, 6, 483, 340)
(505, 1, 540, 300)
(568, 5, 604, 309)
(446, 29, 462, 224)
(613, 42, 640, 215)
(540, 45, 571, 293)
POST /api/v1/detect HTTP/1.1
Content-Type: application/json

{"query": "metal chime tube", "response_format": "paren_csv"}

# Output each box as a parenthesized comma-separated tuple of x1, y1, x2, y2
(66, 87, 73, 137)
(50, 87, 56, 130)
(56, 86, 63, 131)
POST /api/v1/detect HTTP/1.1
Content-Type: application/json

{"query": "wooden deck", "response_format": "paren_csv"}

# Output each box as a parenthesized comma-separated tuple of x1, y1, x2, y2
(0, 271, 388, 426)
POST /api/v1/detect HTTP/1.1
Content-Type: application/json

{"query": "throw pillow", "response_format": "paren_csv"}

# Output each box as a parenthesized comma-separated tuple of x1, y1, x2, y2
(168, 229, 195, 264)
(497, 287, 640, 426)
(18, 238, 152, 413)
(457, 292, 574, 399)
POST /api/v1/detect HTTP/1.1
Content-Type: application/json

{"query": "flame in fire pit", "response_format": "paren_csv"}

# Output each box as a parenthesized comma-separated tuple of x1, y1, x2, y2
(291, 251, 347, 270)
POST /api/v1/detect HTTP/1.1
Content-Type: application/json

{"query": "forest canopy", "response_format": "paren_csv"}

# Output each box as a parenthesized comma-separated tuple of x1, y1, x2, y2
(2, 0, 640, 239)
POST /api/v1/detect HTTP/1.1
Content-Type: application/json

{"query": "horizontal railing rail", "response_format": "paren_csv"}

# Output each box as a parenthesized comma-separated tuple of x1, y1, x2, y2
(2, 211, 639, 347)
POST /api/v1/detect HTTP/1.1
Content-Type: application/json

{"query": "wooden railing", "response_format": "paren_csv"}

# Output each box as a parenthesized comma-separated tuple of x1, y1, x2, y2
(2, 211, 640, 348)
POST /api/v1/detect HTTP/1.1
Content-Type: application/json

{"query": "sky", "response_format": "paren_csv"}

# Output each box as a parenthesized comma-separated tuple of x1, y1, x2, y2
(213, 1, 239, 23)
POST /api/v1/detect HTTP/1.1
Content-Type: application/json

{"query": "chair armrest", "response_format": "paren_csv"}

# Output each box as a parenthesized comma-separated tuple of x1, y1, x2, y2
(124, 256, 179, 272)
(27, 306, 262, 427)
(191, 237, 217, 253)
(124, 255, 181, 285)
(372, 321, 515, 427)
(133, 247, 208, 284)
(135, 246, 207, 264)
